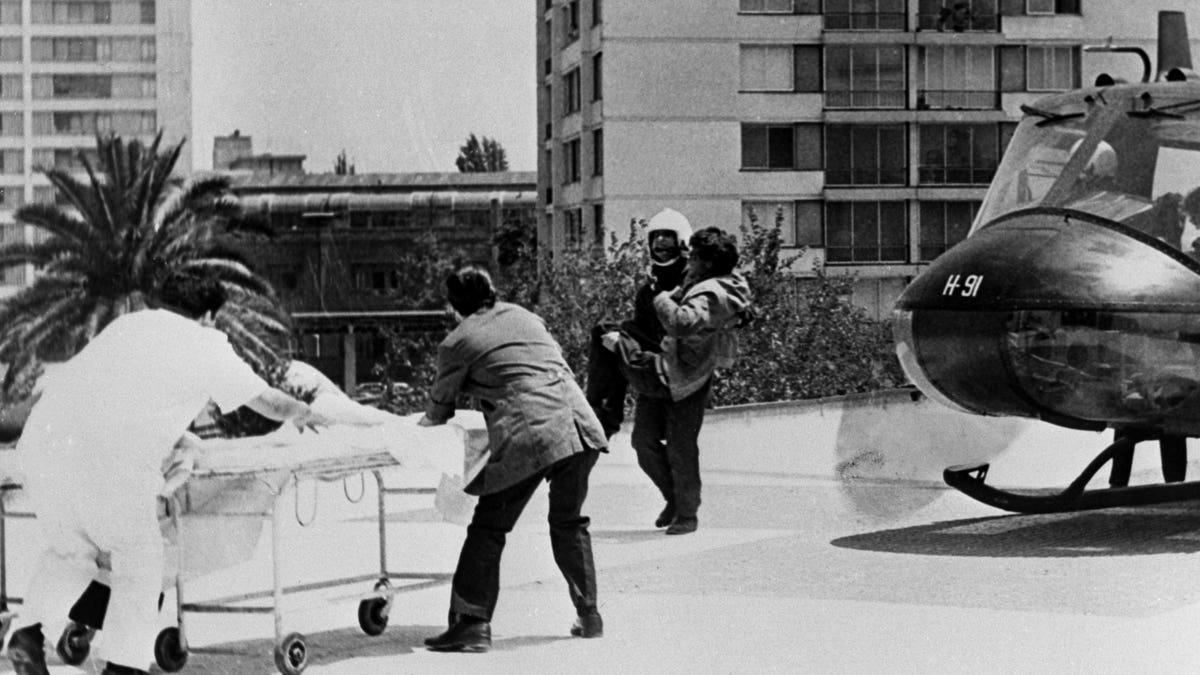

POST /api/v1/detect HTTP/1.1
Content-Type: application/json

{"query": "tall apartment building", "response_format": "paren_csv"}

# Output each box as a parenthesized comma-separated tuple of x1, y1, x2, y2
(537, 0, 1193, 318)
(0, 0, 190, 296)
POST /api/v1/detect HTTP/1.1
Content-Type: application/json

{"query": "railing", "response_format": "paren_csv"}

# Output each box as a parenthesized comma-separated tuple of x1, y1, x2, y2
(823, 11, 906, 31)
(918, 164, 997, 185)
(916, 10, 999, 32)
(825, 168, 907, 186)
(824, 89, 906, 109)
(916, 89, 999, 110)
(825, 246, 908, 263)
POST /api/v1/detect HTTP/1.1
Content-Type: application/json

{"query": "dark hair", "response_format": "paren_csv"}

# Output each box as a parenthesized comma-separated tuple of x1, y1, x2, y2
(445, 266, 497, 316)
(688, 227, 739, 276)
(158, 271, 227, 319)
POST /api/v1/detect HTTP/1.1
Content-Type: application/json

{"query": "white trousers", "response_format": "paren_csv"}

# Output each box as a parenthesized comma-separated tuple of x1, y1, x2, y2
(11, 464, 162, 671)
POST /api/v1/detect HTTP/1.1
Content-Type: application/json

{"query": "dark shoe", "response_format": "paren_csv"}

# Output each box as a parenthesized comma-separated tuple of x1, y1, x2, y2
(570, 612, 604, 638)
(55, 621, 95, 666)
(666, 516, 698, 535)
(425, 618, 491, 653)
(7, 625, 48, 675)
(654, 503, 676, 528)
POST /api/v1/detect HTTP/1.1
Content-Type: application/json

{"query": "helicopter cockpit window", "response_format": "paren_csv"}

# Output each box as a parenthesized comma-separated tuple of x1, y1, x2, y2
(975, 94, 1200, 258)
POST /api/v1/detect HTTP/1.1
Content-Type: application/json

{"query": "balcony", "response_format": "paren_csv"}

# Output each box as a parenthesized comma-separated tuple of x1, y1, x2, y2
(918, 164, 997, 185)
(916, 9, 999, 32)
(825, 168, 907, 186)
(825, 90, 906, 109)
(916, 89, 999, 110)
(823, 12, 906, 31)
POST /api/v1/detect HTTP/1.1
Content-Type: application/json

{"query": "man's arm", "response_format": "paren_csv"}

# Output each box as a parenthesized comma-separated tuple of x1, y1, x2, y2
(242, 388, 330, 432)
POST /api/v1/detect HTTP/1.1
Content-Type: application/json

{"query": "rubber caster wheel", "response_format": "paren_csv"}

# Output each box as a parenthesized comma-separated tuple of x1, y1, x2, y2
(154, 626, 188, 672)
(358, 597, 390, 636)
(274, 631, 308, 674)
(56, 621, 93, 666)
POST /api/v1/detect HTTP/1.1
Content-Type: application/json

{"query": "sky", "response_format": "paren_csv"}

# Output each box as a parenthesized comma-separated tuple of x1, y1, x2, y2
(191, 0, 537, 174)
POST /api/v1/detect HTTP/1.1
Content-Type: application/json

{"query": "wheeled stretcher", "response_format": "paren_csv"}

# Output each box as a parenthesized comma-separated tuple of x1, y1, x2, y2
(0, 415, 485, 674)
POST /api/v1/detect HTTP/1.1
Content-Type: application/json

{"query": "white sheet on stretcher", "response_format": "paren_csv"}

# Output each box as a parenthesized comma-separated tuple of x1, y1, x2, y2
(165, 410, 487, 582)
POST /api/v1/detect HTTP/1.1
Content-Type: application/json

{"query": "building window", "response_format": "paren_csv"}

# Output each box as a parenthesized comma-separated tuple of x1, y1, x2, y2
(0, 1, 20, 24)
(0, 38, 20, 62)
(738, 0, 794, 13)
(0, 112, 21, 137)
(917, 0, 1000, 31)
(140, 0, 154, 23)
(918, 124, 1002, 185)
(34, 75, 113, 99)
(564, 208, 583, 248)
(1025, 0, 1054, 14)
(563, 0, 580, 44)
(919, 46, 997, 109)
(742, 123, 822, 170)
(564, 67, 581, 114)
(0, 74, 20, 100)
(564, 137, 581, 183)
(591, 52, 602, 101)
(0, 186, 23, 209)
(740, 45, 793, 92)
(32, 186, 55, 205)
(825, 45, 906, 109)
(352, 265, 401, 295)
(0, 149, 23, 175)
(920, 201, 979, 261)
(592, 128, 603, 176)
(742, 124, 794, 169)
(31, 1, 113, 24)
(1027, 46, 1077, 91)
(743, 200, 823, 247)
(823, 0, 905, 31)
(825, 124, 906, 186)
(592, 0, 601, 25)
(825, 201, 907, 263)
(593, 203, 605, 246)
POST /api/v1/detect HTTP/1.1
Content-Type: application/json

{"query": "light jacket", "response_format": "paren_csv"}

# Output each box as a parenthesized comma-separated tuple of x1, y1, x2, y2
(426, 302, 607, 495)
(653, 272, 752, 401)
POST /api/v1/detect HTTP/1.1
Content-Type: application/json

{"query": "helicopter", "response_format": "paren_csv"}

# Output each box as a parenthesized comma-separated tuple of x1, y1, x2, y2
(894, 10, 1200, 514)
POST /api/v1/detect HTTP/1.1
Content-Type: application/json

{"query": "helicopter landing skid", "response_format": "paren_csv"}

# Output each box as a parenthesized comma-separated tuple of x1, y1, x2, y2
(943, 433, 1200, 514)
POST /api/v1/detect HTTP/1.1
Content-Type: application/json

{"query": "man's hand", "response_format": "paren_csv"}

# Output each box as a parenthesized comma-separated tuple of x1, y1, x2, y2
(292, 406, 332, 433)
(600, 331, 621, 352)
(417, 414, 442, 427)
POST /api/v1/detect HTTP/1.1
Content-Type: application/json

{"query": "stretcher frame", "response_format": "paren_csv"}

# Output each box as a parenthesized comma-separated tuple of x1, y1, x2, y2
(0, 451, 452, 675)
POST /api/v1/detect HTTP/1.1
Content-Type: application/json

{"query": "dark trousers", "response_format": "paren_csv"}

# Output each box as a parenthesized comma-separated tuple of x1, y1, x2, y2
(449, 450, 600, 622)
(630, 380, 711, 519)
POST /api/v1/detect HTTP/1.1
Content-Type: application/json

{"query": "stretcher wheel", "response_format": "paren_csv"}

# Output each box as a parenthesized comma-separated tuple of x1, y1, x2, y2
(55, 621, 93, 665)
(154, 626, 188, 672)
(274, 632, 308, 674)
(358, 597, 390, 636)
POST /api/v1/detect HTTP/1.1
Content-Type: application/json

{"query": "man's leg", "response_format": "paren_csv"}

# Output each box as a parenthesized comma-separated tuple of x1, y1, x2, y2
(93, 506, 163, 674)
(545, 450, 601, 635)
(427, 473, 543, 652)
(631, 394, 674, 524)
(448, 474, 543, 621)
(663, 381, 711, 534)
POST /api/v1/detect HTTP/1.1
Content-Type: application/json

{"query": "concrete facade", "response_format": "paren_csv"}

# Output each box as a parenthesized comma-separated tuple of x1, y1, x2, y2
(537, 1, 1200, 318)
(0, 0, 191, 296)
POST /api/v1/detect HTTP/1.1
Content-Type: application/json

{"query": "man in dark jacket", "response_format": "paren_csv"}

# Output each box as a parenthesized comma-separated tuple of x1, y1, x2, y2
(419, 266, 608, 653)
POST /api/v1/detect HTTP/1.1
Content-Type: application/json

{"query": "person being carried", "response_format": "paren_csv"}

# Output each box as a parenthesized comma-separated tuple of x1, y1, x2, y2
(419, 266, 608, 653)
(603, 226, 752, 535)
(585, 208, 692, 438)
(4, 271, 329, 675)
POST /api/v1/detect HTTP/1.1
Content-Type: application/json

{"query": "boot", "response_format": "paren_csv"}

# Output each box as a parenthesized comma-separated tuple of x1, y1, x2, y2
(6, 624, 48, 675)
(424, 616, 491, 653)
(654, 503, 676, 528)
(666, 516, 698, 535)
(570, 611, 604, 638)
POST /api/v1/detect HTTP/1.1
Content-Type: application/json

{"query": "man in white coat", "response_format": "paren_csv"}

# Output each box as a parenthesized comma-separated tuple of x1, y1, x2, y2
(4, 272, 327, 675)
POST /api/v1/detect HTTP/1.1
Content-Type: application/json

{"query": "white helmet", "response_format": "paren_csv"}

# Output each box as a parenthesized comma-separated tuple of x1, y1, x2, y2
(646, 208, 693, 248)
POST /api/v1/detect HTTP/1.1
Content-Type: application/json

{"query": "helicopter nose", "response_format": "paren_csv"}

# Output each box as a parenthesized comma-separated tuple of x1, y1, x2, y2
(894, 209, 1200, 431)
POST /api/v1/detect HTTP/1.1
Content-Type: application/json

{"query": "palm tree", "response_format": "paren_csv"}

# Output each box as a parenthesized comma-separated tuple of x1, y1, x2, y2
(0, 131, 291, 398)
